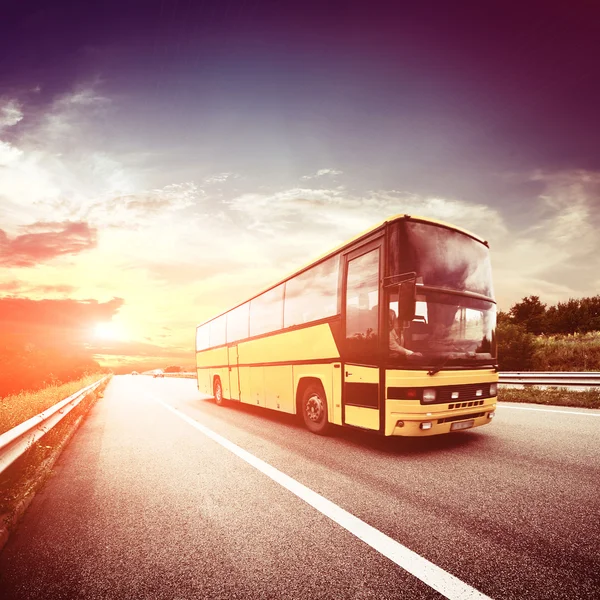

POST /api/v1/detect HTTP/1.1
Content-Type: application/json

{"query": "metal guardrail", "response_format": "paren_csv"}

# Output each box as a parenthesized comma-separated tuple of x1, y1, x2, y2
(163, 372, 195, 378)
(145, 372, 195, 378)
(0, 376, 109, 477)
(499, 372, 600, 387)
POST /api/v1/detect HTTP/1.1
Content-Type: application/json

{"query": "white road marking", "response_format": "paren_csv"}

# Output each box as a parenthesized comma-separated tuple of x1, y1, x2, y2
(498, 404, 600, 417)
(152, 396, 491, 600)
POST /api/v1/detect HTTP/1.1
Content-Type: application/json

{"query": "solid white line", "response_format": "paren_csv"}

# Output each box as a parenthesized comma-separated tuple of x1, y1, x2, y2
(497, 404, 600, 417)
(151, 396, 491, 600)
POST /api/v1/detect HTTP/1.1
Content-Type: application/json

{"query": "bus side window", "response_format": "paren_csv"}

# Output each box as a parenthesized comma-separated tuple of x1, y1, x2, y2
(284, 255, 339, 327)
(345, 249, 379, 358)
(250, 284, 284, 337)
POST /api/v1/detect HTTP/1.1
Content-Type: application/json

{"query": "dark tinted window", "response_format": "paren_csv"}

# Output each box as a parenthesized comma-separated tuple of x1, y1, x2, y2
(227, 303, 249, 343)
(284, 256, 339, 327)
(250, 284, 284, 337)
(403, 222, 493, 297)
(209, 315, 227, 347)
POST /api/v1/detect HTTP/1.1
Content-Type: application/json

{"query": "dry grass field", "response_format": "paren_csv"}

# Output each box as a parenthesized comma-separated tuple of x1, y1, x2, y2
(532, 331, 600, 371)
(0, 374, 107, 436)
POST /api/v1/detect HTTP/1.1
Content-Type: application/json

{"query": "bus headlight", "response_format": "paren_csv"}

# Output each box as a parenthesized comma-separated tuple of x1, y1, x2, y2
(422, 388, 437, 403)
(489, 383, 498, 396)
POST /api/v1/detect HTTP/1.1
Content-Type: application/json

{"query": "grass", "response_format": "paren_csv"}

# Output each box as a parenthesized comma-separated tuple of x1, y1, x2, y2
(499, 386, 600, 410)
(532, 331, 600, 371)
(0, 376, 111, 526)
(0, 373, 107, 436)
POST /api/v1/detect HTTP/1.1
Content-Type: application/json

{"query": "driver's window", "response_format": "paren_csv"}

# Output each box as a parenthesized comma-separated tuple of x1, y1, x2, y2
(387, 291, 426, 355)
(345, 249, 379, 360)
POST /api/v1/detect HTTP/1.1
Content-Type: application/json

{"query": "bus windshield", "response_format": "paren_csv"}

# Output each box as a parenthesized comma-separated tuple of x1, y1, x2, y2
(388, 289, 497, 367)
(401, 221, 493, 297)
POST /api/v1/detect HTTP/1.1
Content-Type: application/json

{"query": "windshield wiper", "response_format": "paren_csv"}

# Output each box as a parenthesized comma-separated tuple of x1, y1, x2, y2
(428, 356, 452, 376)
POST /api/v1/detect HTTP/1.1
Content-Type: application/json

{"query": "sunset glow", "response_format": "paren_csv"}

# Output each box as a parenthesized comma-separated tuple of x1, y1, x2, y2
(92, 322, 127, 342)
(1, 0, 600, 385)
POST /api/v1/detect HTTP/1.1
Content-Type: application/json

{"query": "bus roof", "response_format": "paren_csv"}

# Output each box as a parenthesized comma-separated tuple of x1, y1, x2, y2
(302, 213, 487, 269)
(196, 214, 487, 329)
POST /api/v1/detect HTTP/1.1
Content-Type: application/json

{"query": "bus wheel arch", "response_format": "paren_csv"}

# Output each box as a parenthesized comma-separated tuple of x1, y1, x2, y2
(213, 375, 225, 406)
(297, 377, 330, 435)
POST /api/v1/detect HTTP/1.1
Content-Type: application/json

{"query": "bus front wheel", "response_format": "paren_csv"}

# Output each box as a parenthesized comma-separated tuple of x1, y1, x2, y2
(301, 383, 330, 435)
(213, 377, 225, 406)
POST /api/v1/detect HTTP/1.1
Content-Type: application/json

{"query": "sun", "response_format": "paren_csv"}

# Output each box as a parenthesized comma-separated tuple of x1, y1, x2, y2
(92, 321, 127, 341)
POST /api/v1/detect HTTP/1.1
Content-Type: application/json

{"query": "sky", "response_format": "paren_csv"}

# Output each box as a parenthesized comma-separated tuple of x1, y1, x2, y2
(1, 0, 600, 369)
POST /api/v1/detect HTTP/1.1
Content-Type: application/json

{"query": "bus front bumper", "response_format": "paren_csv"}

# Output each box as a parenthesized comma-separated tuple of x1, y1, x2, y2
(387, 399, 497, 436)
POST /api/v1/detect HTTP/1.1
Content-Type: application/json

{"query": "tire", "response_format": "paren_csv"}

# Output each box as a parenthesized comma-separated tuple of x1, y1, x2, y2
(213, 376, 225, 406)
(301, 383, 330, 435)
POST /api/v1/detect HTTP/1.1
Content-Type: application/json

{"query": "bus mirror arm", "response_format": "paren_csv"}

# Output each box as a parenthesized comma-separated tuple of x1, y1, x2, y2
(398, 279, 417, 321)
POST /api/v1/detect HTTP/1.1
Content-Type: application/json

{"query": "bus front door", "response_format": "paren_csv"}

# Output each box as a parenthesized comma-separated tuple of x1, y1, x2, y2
(228, 345, 241, 401)
(343, 365, 380, 431)
(342, 242, 383, 432)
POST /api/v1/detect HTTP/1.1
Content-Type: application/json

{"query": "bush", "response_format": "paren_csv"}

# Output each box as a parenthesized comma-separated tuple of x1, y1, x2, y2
(497, 322, 537, 371)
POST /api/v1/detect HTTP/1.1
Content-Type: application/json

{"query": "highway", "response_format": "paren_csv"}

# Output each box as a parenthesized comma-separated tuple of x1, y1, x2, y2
(1, 375, 599, 599)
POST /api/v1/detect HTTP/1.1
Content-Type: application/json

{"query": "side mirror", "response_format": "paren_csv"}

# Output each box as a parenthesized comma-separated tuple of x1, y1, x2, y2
(398, 279, 416, 321)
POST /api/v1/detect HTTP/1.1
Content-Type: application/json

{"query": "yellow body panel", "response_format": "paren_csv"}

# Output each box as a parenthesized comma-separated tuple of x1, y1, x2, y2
(344, 364, 380, 430)
(196, 347, 228, 368)
(197, 368, 211, 395)
(249, 366, 265, 407)
(197, 324, 341, 416)
(264, 366, 294, 412)
(237, 324, 339, 364)
(228, 346, 240, 400)
(345, 406, 380, 430)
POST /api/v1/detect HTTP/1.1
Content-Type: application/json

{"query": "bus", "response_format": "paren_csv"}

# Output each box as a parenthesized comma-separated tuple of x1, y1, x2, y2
(195, 214, 497, 436)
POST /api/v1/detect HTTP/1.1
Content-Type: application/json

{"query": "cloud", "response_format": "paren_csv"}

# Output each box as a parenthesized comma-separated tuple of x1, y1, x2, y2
(41, 84, 111, 140)
(204, 172, 236, 184)
(0, 279, 75, 295)
(0, 221, 97, 267)
(226, 187, 504, 248)
(489, 169, 600, 308)
(97, 182, 201, 220)
(301, 168, 344, 180)
(0, 140, 23, 165)
(0, 99, 23, 129)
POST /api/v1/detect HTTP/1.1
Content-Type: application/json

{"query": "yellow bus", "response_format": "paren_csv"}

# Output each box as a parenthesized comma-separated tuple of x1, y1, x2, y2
(196, 214, 497, 436)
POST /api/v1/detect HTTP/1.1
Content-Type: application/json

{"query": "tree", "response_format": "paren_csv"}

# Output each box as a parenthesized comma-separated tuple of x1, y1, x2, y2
(496, 322, 537, 371)
(509, 296, 547, 334)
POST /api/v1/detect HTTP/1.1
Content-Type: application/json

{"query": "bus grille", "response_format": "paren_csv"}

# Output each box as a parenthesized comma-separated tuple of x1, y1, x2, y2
(448, 399, 485, 410)
(435, 383, 493, 403)
(438, 412, 485, 424)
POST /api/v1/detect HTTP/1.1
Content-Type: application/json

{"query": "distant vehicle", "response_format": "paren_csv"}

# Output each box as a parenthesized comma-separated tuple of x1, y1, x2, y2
(153, 370, 164, 378)
(195, 214, 498, 437)
(131, 371, 139, 375)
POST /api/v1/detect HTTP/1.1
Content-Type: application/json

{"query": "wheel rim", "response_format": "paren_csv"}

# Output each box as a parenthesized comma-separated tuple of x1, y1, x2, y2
(305, 392, 324, 423)
(215, 380, 222, 402)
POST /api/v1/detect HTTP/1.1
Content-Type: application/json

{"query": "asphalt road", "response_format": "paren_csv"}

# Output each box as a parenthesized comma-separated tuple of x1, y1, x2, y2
(1, 375, 599, 599)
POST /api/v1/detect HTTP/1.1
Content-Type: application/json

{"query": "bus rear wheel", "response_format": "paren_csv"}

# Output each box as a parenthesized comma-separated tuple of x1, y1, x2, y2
(213, 377, 225, 406)
(301, 383, 330, 435)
